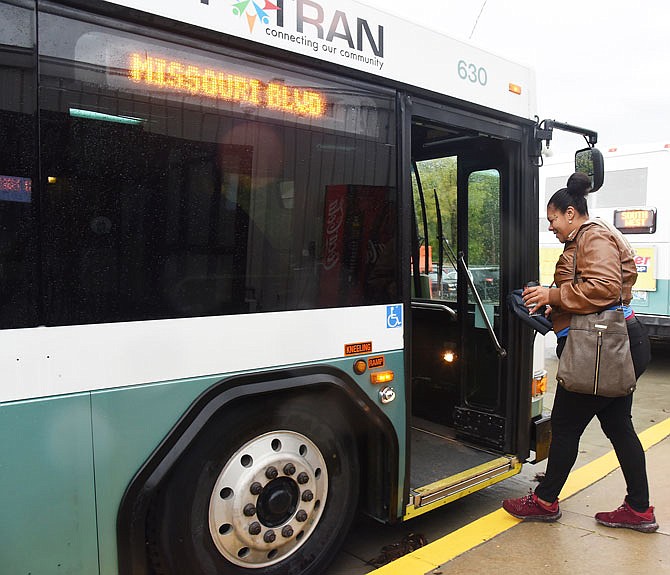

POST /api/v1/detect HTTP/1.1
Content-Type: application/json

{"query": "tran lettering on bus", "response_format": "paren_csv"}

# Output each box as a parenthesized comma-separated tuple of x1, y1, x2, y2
(226, 0, 384, 57)
(292, 0, 384, 56)
(128, 53, 326, 118)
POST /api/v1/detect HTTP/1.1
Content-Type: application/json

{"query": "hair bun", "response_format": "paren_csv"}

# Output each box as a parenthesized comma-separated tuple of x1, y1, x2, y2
(566, 172, 592, 195)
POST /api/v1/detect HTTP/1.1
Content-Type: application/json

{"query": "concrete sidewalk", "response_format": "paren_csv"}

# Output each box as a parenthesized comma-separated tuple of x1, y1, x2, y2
(427, 428, 670, 575)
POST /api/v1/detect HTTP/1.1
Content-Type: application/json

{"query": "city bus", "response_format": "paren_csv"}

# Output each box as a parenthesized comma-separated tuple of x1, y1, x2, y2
(0, 1, 600, 574)
(540, 143, 669, 342)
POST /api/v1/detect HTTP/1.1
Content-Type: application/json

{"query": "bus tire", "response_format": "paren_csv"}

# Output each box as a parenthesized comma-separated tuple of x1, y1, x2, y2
(147, 394, 359, 575)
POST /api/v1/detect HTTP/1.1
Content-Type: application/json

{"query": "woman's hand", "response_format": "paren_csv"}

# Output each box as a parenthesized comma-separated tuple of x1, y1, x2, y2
(522, 285, 551, 315)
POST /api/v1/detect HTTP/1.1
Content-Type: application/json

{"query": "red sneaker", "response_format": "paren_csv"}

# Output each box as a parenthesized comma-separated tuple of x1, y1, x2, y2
(502, 491, 561, 521)
(595, 501, 659, 533)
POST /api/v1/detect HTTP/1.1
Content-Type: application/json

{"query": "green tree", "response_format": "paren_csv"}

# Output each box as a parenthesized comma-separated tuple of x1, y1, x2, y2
(413, 160, 500, 267)
(467, 170, 500, 266)
(412, 157, 458, 263)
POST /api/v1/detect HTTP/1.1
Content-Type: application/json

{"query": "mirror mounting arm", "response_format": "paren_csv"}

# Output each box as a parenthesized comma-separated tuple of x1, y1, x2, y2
(535, 118, 599, 148)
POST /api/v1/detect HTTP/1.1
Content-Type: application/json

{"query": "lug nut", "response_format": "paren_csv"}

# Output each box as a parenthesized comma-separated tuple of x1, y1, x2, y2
(248, 522, 261, 535)
(297, 472, 309, 484)
(281, 525, 294, 538)
(263, 530, 276, 543)
(250, 482, 263, 496)
(283, 463, 296, 476)
(243, 503, 256, 517)
(265, 466, 278, 480)
(296, 510, 308, 522)
(301, 490, 314, 502)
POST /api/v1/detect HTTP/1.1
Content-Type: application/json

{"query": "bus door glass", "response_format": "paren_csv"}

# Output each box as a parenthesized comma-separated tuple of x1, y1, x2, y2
(457, 164, 503, 434)
(410, 151, 460, 425)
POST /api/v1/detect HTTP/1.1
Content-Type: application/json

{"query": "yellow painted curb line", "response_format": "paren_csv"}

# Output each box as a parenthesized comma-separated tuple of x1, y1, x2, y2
(369, 416, 670, 575)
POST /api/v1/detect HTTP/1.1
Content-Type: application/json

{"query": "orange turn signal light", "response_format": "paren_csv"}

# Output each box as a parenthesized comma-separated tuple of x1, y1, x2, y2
(532, 369, 547, 397)
(353, 359, 367, 375)
(370, 370, 394, 385)
(508, 83, 522, 95)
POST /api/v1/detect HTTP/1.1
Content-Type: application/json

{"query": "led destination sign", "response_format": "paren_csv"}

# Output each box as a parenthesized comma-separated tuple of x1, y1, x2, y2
(613, 208, 657, 234)
(128, 53, 326, 117)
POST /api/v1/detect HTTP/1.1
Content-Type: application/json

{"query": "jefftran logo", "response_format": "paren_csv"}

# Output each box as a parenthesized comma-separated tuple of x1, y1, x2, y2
(202, 0, 385, 69)
(230, 0, 279, 32)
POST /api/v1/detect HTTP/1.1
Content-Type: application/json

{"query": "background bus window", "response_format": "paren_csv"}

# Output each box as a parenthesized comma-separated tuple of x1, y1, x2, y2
(37, 11, 397, 325)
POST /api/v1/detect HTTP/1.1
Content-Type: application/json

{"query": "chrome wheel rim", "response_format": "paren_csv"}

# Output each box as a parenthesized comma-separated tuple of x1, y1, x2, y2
(208, 430, 328, 568)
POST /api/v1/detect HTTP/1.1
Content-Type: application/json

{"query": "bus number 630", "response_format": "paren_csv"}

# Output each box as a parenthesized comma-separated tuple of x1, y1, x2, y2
(458, 59, 488, 86)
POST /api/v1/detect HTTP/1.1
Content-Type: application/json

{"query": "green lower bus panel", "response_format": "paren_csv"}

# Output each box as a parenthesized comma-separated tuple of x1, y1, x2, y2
(0, 394, 99, 574)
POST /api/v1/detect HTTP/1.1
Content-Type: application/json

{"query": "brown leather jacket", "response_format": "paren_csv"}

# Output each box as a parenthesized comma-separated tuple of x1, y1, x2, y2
(547, 220, 637, 334)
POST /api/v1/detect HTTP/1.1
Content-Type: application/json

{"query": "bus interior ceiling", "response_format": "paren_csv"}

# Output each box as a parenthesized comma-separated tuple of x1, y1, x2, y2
(411, 121, 483, 161)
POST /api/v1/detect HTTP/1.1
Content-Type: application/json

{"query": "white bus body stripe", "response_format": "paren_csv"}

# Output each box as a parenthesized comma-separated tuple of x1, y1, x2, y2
(0, 306, 403, 403)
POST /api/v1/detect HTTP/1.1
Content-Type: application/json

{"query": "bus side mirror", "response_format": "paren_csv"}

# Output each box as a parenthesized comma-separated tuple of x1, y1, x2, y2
(574, 147, 604, 192)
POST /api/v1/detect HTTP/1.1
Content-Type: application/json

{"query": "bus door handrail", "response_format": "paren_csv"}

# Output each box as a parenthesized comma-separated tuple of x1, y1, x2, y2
(457, 252, 507, 358)
(411, 300, 457, 321)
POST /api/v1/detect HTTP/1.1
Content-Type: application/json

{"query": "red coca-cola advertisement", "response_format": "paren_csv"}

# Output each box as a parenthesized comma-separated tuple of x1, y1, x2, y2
(319, 185, 395, 306)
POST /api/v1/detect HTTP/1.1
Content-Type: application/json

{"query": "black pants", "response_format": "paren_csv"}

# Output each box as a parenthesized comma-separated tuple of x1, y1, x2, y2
(535, 317, 652, 511)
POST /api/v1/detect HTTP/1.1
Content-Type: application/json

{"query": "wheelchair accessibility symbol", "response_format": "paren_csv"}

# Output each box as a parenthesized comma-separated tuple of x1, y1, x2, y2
(386, 305, 402, 328)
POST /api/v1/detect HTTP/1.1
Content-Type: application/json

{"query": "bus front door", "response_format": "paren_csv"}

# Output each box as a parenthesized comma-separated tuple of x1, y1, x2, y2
(406, 107, 526, 517)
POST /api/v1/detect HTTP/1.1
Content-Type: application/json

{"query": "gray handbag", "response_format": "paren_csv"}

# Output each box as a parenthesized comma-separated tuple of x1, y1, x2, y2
(555, 233, 636, 397)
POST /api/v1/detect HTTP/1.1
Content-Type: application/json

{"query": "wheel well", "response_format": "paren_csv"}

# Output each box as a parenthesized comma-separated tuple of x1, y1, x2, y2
(182, 386, 399, 524)
(277, 387, 398, 523)
(117, 367, 399, 575)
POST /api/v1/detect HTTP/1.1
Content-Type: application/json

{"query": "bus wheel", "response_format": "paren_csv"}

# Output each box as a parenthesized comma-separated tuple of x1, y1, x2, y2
(147, 396, 359, 575)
